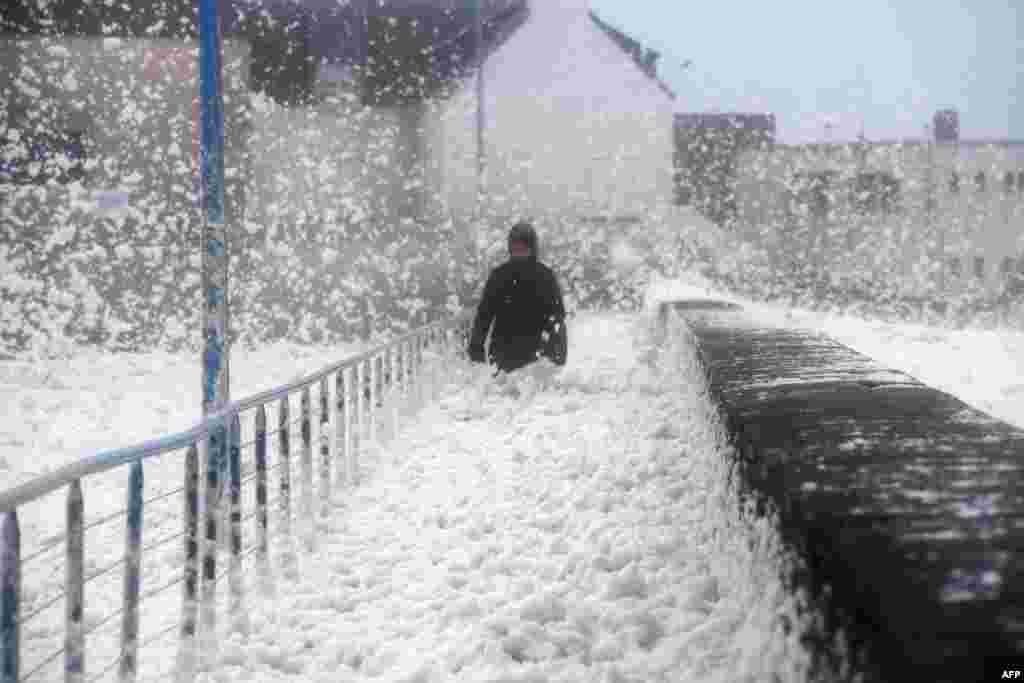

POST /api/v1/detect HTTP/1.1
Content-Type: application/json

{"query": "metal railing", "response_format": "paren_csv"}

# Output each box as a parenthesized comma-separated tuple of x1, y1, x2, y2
(0, 311, 474, 683)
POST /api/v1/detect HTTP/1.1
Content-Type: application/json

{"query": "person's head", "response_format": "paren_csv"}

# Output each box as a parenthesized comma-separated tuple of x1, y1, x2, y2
(508, 221, 538, 261)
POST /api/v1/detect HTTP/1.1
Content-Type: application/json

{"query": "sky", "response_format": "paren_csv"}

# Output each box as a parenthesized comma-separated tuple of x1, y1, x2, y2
(590, 0, 1023, 144)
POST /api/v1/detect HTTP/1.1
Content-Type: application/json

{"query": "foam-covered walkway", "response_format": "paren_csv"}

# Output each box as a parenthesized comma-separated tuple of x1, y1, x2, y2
(193, 312, 805, 683)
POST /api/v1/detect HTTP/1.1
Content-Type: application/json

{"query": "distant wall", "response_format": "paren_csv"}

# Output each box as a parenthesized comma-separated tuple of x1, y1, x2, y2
(733, 142, 1024, 297)
(1, 35, 251, 228)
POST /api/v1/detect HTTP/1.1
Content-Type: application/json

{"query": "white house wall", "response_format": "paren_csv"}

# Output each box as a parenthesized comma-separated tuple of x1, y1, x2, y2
(452, 0, 675, 226)
(423, 83, 479, 219)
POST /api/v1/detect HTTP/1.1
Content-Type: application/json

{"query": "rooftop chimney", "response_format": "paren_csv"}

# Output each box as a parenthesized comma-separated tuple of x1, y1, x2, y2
(933, 109, 959, 143)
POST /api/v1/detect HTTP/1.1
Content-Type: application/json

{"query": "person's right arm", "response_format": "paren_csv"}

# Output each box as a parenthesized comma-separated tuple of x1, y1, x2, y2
(541, 268, 567, 366)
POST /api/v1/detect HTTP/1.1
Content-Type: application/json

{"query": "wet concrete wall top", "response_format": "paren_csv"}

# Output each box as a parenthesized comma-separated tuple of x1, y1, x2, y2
(672, 300, 1024, 682)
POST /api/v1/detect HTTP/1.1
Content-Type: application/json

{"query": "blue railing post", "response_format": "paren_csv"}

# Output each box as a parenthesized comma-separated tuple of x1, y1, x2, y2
(66, 480, 85, 683)
(228, 414, 245, 631)
(277, 398, 296, 577)
(119, 461, 143, 683)
(177, 444, 199, 682)
(254, 408, 270, 589)
(201, 425, 225, 666)
(1, 510, 19, 683)
(319, 378, 331, 515)
(335, 371, 347, 488)
(299, 388, 314, 550)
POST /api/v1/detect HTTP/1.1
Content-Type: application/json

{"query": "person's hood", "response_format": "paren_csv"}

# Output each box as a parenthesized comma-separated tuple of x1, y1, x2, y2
(507, 221, 539, 261)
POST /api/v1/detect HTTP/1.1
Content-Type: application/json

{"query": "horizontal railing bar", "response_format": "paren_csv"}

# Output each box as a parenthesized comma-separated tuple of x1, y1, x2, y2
(240, 499, 277, 525)
(22, 501, 132, 567)
(85, 652, 117, 683)
(15, 589, 65, 629)
(20, 566, 194, 683)
(141, 483, 187, 509)
(0, 433, 201, 514)
(18, 640, 65, 682)
(218, 542, 261, 579)
(21, 510, 184, 597)
(85, 644, 120, 683)
(85, 618, 179, 683)
(86, 541, 264, 683)
(0, 312, 469, 513)
(136, 572, 186, 610)
(139, 528, 186, 557)
(134, 620, 179, 666)
(19, 538, 64, 568)
(18, 524, 185, 629)
(81, 556, 125, 589)
(228, 314, 468, 417)
(239, 466, 264, 488)
(16, 444, 346, 672)
(73, 571, 186, 655)
(82, 507, 129, 534)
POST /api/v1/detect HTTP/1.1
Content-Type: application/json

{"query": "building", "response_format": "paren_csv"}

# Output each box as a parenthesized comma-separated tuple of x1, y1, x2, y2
(3, 0, 678, 234)
(730, 114, 1024, 295)
(1, 0, 683, 344)
(429, 0, 677, 230)
(673, 112, 776, 227)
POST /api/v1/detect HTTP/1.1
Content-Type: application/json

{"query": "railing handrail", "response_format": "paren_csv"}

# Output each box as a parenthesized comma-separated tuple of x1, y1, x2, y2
(0, 311, 473, 513)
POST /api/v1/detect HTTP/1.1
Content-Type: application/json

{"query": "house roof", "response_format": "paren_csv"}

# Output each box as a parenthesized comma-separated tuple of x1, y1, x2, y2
(360, 1, 530, 104)
(588, 12, 676, 100)
(1, 0, 523, 61)
(3, 0, 675, 106)
(294, 0, 528, 67)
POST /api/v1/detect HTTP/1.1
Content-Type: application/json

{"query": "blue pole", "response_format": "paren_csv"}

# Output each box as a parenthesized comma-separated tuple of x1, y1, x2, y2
(199, 0, 229, 415)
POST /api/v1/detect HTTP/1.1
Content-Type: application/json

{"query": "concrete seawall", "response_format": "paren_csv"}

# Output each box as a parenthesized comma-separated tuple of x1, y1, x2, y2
(666, 298, 1024, 682)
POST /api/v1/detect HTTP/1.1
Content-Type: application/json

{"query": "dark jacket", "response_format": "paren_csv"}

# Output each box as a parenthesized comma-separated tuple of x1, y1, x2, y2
(468, 228, 567, 373)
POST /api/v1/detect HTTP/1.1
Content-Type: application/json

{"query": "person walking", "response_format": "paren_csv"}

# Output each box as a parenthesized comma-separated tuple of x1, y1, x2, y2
(468, 221, 567, 374)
